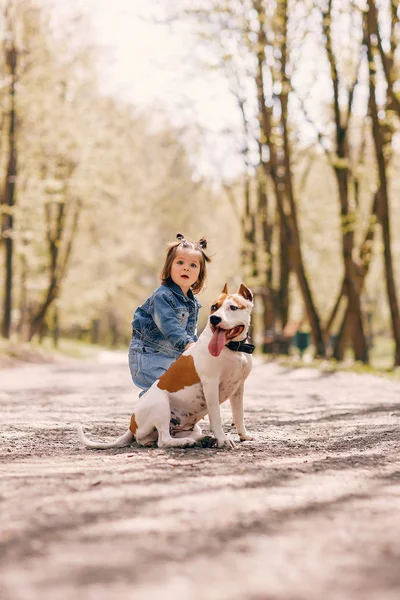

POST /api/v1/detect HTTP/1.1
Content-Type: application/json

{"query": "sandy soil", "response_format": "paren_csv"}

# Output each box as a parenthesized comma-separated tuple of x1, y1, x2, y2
(1, 353, 400, 600)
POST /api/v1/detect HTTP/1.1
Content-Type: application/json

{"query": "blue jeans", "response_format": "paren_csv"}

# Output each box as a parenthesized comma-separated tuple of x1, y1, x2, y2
(128, 338, 176, 396)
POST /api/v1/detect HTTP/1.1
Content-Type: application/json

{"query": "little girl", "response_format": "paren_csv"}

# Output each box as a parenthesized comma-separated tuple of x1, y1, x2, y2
(129, 233, 211, 395)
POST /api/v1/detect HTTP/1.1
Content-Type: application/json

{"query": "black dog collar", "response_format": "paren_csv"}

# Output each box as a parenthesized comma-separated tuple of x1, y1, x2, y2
(225, 340, 255, 354)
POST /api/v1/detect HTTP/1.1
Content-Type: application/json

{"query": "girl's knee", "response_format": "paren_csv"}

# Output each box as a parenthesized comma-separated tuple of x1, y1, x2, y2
(129, 347, 175, 391)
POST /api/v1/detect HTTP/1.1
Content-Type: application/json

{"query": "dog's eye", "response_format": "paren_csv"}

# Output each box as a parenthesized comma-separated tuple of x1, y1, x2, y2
(211, 304, 218, 311)
(230, 305, 239, 311)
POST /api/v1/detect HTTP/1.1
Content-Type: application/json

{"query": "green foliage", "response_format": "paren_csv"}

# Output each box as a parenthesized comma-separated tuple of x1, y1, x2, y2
(0, 0, 243, 345)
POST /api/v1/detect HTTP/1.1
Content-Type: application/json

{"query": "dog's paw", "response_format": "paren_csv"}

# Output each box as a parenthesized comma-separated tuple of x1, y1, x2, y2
(239, 433, 254, 442)
(217, 435, 236, 449)
(181, 438, 197, 447)
(195, 435, 218, 448)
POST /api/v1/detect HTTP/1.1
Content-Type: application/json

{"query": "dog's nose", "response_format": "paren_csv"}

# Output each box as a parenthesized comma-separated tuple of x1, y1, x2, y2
(210, 315, 222, 327)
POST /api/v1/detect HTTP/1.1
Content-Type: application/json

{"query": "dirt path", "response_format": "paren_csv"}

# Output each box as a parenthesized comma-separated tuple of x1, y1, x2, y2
(1, 354, 400, 600)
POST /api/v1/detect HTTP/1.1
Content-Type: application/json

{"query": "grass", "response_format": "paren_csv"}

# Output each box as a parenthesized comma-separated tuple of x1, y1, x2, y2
(0, 336, 104, 366)
(259, 335, 400, 382)
(32, 337, 104, 359)
(369, 336, 396, 370)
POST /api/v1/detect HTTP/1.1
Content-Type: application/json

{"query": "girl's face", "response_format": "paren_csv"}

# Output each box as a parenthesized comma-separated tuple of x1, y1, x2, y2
(170, 249, 201, 295)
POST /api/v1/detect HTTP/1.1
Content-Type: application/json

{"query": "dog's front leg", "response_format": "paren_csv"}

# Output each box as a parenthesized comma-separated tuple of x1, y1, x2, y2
(203, 380, 235, 449)
(230, 382, 254, 442)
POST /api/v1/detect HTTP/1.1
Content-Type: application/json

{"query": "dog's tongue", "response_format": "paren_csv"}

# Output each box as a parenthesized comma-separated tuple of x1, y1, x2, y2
(208, 328, 227, 357)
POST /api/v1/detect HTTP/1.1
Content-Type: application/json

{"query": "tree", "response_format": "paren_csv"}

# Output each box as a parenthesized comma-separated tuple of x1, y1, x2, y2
(318, 0, 369, 362)
(365, 0, 400, 366)
(1, 0, 18, 339)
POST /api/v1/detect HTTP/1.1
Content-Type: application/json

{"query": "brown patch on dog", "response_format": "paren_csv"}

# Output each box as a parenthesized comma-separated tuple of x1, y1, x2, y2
(129, 413, 138, 434)
(210, 294, 227, 313)
(158, 354, 200, 393)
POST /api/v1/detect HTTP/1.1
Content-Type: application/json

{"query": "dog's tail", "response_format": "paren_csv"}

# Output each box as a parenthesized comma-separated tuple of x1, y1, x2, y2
(76, 423, 134, 449)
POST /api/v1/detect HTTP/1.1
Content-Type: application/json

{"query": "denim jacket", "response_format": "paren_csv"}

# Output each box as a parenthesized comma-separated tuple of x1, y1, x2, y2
(131, 279, 202, 358)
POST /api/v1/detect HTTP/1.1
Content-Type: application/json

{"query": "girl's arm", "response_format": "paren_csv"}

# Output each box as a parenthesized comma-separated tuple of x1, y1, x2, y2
(150, 294, 195, 351)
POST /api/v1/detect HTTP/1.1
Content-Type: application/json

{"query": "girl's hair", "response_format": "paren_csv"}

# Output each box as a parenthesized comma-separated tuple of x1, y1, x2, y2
(161, 233, 211, 294)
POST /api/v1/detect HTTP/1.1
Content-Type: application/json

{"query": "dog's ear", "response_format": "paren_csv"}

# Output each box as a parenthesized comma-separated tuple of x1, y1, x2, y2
(238, 283, 253, 303)
(221, 283, 228, 295)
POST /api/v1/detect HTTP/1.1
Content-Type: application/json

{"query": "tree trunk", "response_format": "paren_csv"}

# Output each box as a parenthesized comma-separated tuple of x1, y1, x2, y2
(28, 179, 81, 342)
(366, 7, 400, 366)
(28, 279, 58, 341)
(257, 174, 276, 335)
(52, 304, 59, 348)
(1, 41, 17, 339)
(277, 0, 325, 355)
(278, 215, 290, 329)
(329, 193, 379, 358)
(323, 0, 368, 363)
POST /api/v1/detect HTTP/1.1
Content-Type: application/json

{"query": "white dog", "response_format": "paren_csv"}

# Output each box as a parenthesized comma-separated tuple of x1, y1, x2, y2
(77, 283, 254, 450)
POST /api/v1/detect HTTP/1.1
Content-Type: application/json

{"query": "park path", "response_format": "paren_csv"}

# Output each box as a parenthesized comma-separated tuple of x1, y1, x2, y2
(1, 354, 400, 600)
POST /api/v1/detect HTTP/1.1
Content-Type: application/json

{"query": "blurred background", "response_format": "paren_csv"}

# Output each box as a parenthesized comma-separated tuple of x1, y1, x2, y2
(0, 0, 399, 369)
